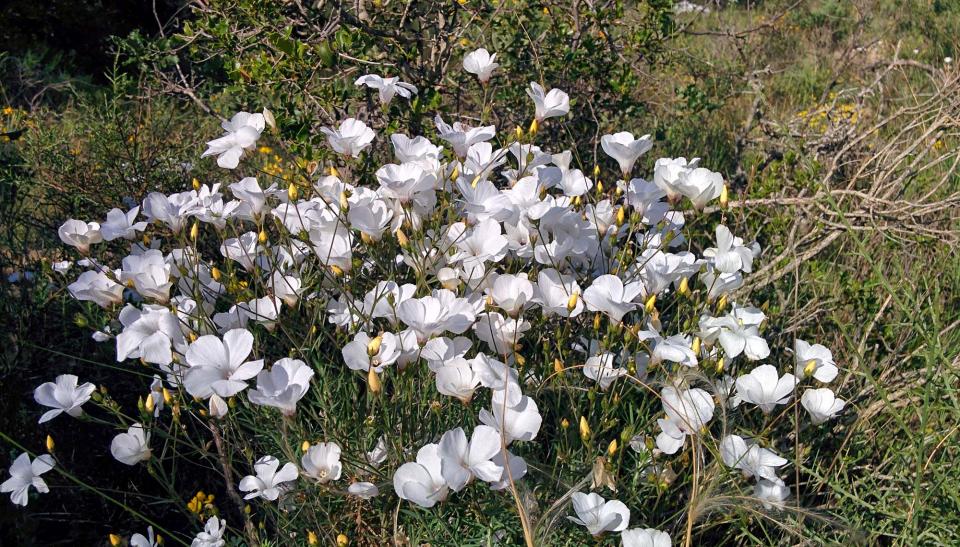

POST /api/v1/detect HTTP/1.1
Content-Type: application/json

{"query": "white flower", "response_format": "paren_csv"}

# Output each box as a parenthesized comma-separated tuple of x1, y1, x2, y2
(220, 231, 261, 271)
(700, 305, 769, 361)
(583, 274, 645, 322)
(33, 374, 95, 424)
(394, 443, 448, 508)
(527, 82, 570, 121)
(68, 270, 124, 308)
(229, 177, 268, 218)
(567, 492, 630, 536)
(1, 452, 54, 506)
(120, 249, 173, 302)
(451, 219, 510, 280)
(583, 352, 626, 390)
(479, 391, 542, 444)
(621, 528, 671, 547)
(438, 426, 504, 492)
(354, 74, 418, 105)
(754, 477, 789, 509)
(487, 450, 528, 490)
(719, 435, 787, 481)
(115, 304, 186, 365)
(269, 272, 303, 308)
(677, 167, 723, 210)
(700, 265, 743, 301)
(239, 455, 299, 501)
(58, 219, 102, 253)
(301, 442, 342, 483)
(638, 329, 698, 367)
(347, 482, 379, 499)
(320, 118, 375, 158)
(111, 423, 151, 465)
(130, 527, 158, 547)
(488, 273, 534, 317)
(703, 225, 756, 274)
(474, 312, 531, 355)
(420, 336, 472, 370)
(191, 516, 226, 547)
(435, 362, 481, 403)
(735, 365, 796, 414)
(52, 260, 72, 274)
(101, 207, 148, 241)
(183, 329, 264, 399)
(342, 332, 401, 373)
(656, 386, 715, 454)
(794, 339, 838, 382)
(463, 48, 499, 83)
(653, 157, 698, 201)
(434, 115, 496, 158)
(801, 388, 846, 424)
(390, 133, 442, 170)
(248, 358, 314, 415)
(202, 111, 265, 169)
(533, 268, 583, 317)
(397, 289, 479, 343)
(601, 132, 653, 178)
(143, 191, 195, 232)
(375, 162, 437, 203)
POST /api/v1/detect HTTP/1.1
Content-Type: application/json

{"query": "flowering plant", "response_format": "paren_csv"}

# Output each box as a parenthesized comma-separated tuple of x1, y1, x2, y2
(9, 51, 849, 546)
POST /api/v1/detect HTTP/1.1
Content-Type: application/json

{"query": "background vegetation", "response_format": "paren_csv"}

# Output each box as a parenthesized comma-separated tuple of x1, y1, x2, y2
(1, 0, 958, 545)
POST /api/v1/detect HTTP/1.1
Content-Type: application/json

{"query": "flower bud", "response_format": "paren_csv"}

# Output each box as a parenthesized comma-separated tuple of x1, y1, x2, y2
(288, 183, 298, 201)
(46, 435, 55, 453)
(257, 229, 268, 244)
(162, 388, 172, 405)
(307, 531, 319, 545)
(691, 337, 701, 355)
(593, 312, 601, 331)
(593, 164, 600, 179)
(189, 222, 199, 241)
(553, 358, 564, 375)
(803, 359, 817, 378)
(367, 368, 382, 394)
(561, 418, 570, 429)
(145, 393, 155, 413)
(720, 184, 729, 208)
(210, 267, 221, 281)
(678, 277, 690, 296)
(596, 180, 604, 195)
(528, 118, 538, 136)
(717, 294, 728, 312)
(339, 191, 349, 210)
(644, 294, 657, 314)
(263, 107, 276, 130)
(109, 534, 122, 546)
(301, 440, 311, 453)
(330, 265, 344, 277)
(607, 439, 618, 456)
(192, 178, 201, 191)
(367, 335, 383, 357)
(337, 534, 349, 547)
(515, 126, 524, 140)
(395, 228, 409, 248)
(579, 416, 591, 443)
(615, 206, 626, 226)
(715, 357, 725, 374)
(137, 396, 145, 413)
(566, 291, 580, 313)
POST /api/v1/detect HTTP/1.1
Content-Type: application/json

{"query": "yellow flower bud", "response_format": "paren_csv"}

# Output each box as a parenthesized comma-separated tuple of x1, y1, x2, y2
(244, 504, 251, 514)
(450, 165, 460, 182)
(395, 228, 409, 247)
(330, 265, 344, 277)
(307, 531, 319, 545)
(678, 277, 690, 296)
(528, 118, 538, 136)
(691, 337, 701, 355)
(258, 229, 268, 244)
(190, 222, 199, 241)
(579, 416, 591, 442)
(593, 164, 600, 179)
(46, 435, 55, 453)
(515, 126, 524, 140)
(615, 206, 626, 226)
(593, 312, 601, 331)
(288, 183, 299, 201)
(339, 191, 349, 210)
(162, 388, 172, 404)
(210, 267, 221, 281)
(301, 440, 311, 452)
(367, 368, 382, 394)
(553, 358, 564, 375)
(596, 180, 604, 195)
(716, 357, 725, 374)
(137, 396, 145, 413)
(803, 359, 817, 378)
(561, 418, 570, 429)
(644, 294, 657, 314)
(145, 393, 155, 413)
(717, 294, 728, 312)
(329, 165, 340, 178)
(720, 184, 729, 208)
(109, 534, 122, 546)
(566, 291, 580, 313)
(367, 335, 383, 357)
(192, 178, 200, 191)
(607, 439, 618, 456)
(337, 534, 349, 547)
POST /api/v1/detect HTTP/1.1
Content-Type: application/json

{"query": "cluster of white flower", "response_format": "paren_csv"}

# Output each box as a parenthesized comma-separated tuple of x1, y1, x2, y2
(6, 47, 848, 545)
